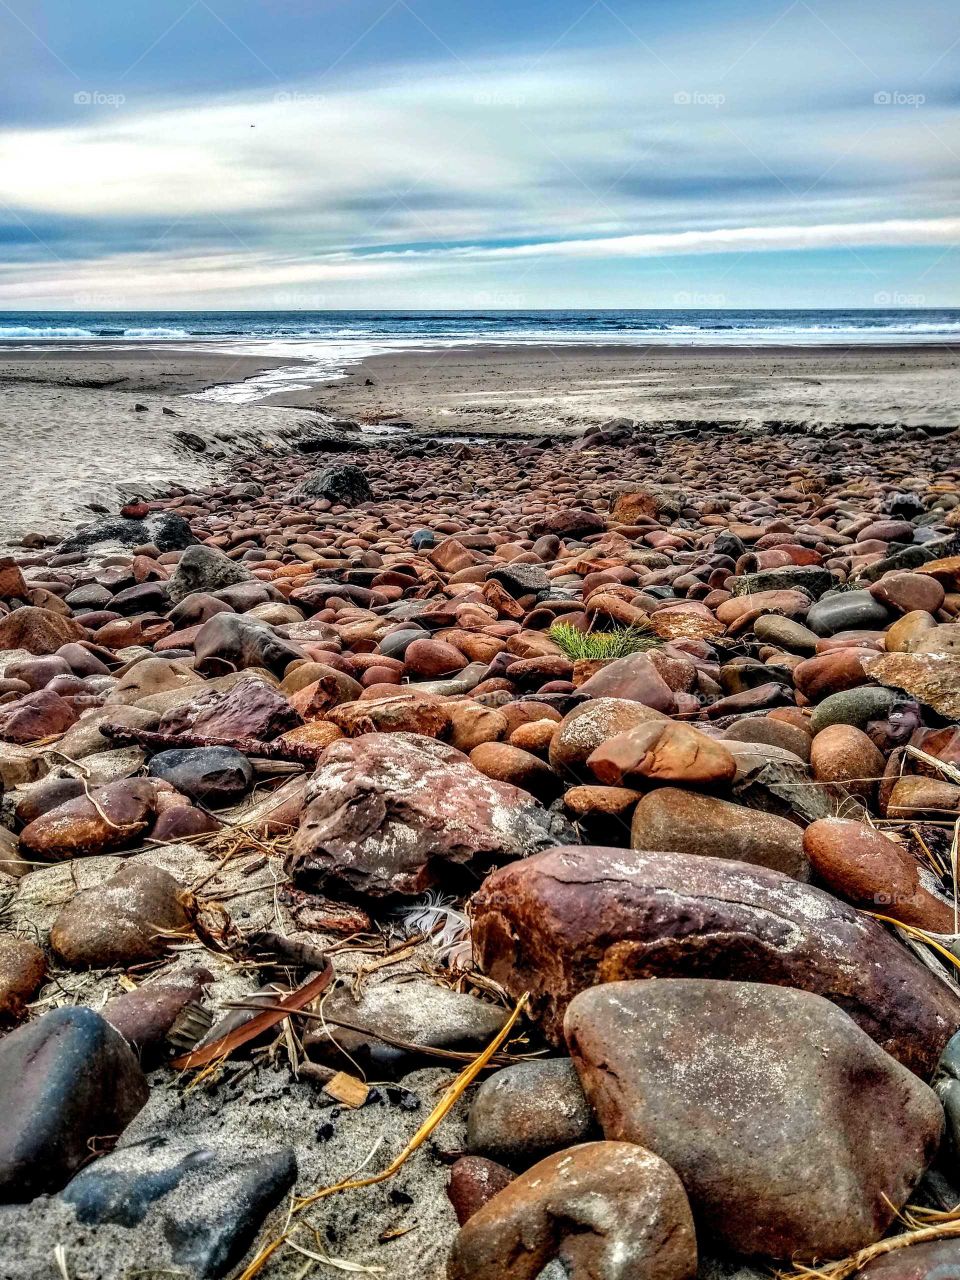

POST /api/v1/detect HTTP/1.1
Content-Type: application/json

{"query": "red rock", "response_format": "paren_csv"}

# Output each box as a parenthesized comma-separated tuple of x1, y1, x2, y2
(871, 572, 946, 615)
(810, 723, 886, 804)
(0, 689, 78, 744)
(588, 721, 736, 787)
(469, 742, 563, 803)
(403, 638, 468, 679)
(803, 818, 955, 932)
(0, 607, 86, 655)
(0, 937, 46, 1020)
(447, 1156, 515, 1226)
(793, 649, 872, 701)
(471, 845, 960, 1075)
(448, 1142, 696, 1280)
(574, 652, 677, 712)
(631, 786, 807, 878)
(288, 732, 573, 897)
(287, 668, 362, 720)
(19, 778, 158, 860)
(549, 697, 668, 778)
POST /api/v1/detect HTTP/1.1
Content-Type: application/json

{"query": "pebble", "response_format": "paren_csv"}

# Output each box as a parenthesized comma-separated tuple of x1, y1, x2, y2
(0, 935, 46, 1020)
(466, 1058, 594, 1167)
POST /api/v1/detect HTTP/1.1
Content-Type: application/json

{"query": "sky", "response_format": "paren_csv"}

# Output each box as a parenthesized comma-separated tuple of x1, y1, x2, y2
(0, 0, 958, 309)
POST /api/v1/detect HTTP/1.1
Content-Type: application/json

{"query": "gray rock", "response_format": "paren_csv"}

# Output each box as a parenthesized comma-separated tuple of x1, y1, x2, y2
(809, 685, 904, 734)
(148, 745, 254, 807)
(486, 563, 552, 598)
(62, 1135, 297, 1277)
(467, 1059, 595, 1166)
(59, 512, 196, 555)
(0, 1007, 149, 1200)
(566, 979, 944, 1260)
(166, 545, 254, 607)
(297, 464, 372, 506)
(731, 566, 833, 599)
(806, 589, 895, 636)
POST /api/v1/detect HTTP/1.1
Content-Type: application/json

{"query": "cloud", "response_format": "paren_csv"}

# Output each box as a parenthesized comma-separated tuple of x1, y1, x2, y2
(0, 6, 958, 305)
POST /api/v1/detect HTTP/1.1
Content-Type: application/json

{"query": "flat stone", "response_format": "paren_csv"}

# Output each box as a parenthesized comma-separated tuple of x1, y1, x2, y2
(865, 651, 960, 720)
(566, 980, 943, 1260)
(588, 722, 736, 788)
(549, 698, 668, 780)
(470, 845, 960, 1075)
(631, 787, 808, 878)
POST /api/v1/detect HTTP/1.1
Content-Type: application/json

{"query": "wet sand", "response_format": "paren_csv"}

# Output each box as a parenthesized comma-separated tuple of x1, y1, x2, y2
(267, 342, 960, 435)
(2, 340, 960, 545)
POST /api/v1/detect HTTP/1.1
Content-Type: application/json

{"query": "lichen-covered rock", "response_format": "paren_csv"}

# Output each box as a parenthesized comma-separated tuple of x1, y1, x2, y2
(448, 1141, 697, 1280)
(565, 980, 943, 1260)
(288, 732, 575, 897)
(470, 845, 960, 1074)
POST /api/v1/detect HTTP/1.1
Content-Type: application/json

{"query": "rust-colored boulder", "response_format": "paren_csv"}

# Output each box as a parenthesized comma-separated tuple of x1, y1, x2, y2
(565, 980, 943, 1260)
(0, 689, 78, 744)
(470, 845, 960, 1074)
(288, 732, 574, 898)
(804, 818, 956, 933)
(287, 667, 362, 720)
(549, 697, 668, 780)
(469, 742, 563, 804)
(447, 1141, 697, 1280)
(0, 606, 86, 655)
(574, 652, 677, 712)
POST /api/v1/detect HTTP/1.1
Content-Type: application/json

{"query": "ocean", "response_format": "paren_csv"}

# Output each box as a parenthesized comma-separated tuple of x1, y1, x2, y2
(3, 307, 959, 405)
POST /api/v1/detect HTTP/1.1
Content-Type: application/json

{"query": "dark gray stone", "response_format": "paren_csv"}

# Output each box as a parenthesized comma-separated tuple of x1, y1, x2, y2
(148, 746, 254, 807)
(297, 465, 372, 506)
(486, 563, 552, 598)
(167, 545, 255, 607)
(60, 512, 196, 555)
(0, 1007, 149, 1201)
(806, 589, 895, 636)
(467, 1059, 595, 1167)
(731, 566, 833, 599)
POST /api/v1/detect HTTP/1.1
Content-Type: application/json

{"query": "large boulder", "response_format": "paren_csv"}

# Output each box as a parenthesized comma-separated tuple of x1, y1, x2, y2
(287, 732, 575, 898)
(160, 677, 302, 740)
(166, 544, 254, 606)
(0, 1007, 149, 1200)
(59, 512, 196, 555)
(0, 607, 86, 656)
(447, 1141, 697, 1280)
(296, 464, 372, 506)
(565, 980, 943, 1260)
(470, 845, 960, 1075)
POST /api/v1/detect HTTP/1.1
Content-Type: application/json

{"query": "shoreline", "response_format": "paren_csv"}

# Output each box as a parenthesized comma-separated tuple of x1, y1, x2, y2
(2, 338, 960, 545)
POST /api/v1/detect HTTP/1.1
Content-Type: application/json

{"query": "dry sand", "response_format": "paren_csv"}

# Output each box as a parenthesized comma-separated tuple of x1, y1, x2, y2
(3, 340, 959, 546)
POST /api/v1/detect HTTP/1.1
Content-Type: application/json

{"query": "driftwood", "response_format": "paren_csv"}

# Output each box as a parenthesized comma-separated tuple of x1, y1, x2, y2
(99, 721, 321, 766)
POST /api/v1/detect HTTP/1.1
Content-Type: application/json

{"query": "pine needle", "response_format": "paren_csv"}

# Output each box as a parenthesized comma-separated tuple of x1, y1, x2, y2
(235, 992, 530, 1280)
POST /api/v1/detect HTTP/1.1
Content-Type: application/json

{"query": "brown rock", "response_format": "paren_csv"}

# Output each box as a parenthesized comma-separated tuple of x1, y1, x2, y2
(470, 845, 960, 1074)
(856, 1239, 960, 1278)
(0, 689, 78, 744)
(469, 742, 563, 803)
(447, 1141, 697, 1280)
(865, 651, 960, 720)
(631, 787, 808, 878)
(549, 697, 669, 780)
(287, 667, 362, 719)
(0, 936, 46, 1020)
(164, 677, 302, 739)
(793, 648, 872, 701)
(447, 1156, 515, 1226)
(50, 862, 191, 968)
(19, 778, 158, 860)
(588, 722, 736, 788)
(810, 723, 886, 803)
(565, 980, 943, 1260)
(102, 968, 211, 1062)
(404, 638, 468, 679)
(445, 701, 509, 753)
(887, 775, 960, 818)
(803, 817, 956, 933)
(0, 607, 85, 655)
(328, 692, 451, 738)
(574, 652, 677, 712)
(871, 572, 946, 615)
(466, 1058, 594, 1166)
(288, 732, 574, 898)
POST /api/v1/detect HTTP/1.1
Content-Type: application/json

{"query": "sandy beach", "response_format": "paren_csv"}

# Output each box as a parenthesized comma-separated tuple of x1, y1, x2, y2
(270, 341, 960, 434)
(3, 339, 960, 545)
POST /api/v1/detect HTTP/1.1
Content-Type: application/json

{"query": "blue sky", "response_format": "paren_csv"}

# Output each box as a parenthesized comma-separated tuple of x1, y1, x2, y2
(0, 0, 958, 308)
